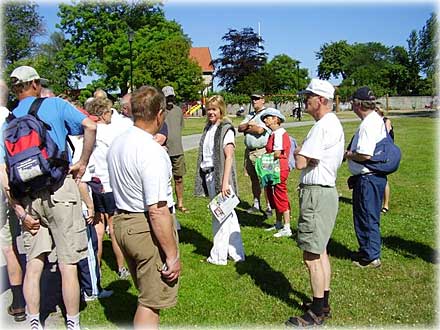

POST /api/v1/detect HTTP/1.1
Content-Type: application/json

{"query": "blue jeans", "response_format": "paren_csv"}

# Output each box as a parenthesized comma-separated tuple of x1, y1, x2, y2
(352, 174, 387, 261)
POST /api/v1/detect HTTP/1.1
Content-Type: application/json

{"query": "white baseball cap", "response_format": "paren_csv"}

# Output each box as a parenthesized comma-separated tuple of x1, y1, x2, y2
(10, 66, 48, 86)
(299, 78, 335, 100)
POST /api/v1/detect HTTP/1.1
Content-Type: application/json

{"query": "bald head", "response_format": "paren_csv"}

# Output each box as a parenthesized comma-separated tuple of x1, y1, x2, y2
(94, 89, 107, 99)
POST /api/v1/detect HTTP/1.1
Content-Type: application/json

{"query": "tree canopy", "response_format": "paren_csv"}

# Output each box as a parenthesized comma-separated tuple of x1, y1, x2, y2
(4, 1, 45, 65)
(212, 28, 267, 93)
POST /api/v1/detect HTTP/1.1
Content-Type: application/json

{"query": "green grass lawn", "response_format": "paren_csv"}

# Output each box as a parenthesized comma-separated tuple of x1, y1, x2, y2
(83, 115, 437, 329)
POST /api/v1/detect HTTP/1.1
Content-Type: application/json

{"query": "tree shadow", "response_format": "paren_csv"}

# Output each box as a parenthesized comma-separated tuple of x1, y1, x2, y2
(178, 224, 212, 257)
(382, 235, 437, 264)
(234, 254, 308, 309)
(338, 196, 352, 205)
(99, 280, 137, 328)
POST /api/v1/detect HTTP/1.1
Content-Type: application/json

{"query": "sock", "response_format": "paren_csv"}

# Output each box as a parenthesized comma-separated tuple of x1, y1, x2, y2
(284, 223, 290, 231)
(323, 290, 330, 308)
(11, 284, 25, 309)
(28, 313, 42, 330)
(310, 296, 324, 317)
(253, 198, 260, 209)
(67, 313, 80, 330)
(275, 221, 282, 228)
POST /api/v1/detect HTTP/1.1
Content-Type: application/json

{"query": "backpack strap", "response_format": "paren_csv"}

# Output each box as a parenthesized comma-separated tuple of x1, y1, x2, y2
(28, 98, 49, 127)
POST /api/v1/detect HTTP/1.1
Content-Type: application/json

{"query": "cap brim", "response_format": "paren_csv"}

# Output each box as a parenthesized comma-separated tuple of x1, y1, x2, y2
(298, 89, 313, 95)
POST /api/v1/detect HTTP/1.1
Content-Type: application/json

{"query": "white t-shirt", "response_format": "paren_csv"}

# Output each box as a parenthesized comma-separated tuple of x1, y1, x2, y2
(0, 106, 9, 128)
(299, 112, 345, 186)
(110, 110, 133, 137)
(348, 111, 386, 175)
(272, 127, 287, 151)
(200, 124, 235, 169)
(107, 126, 173, 212)
(89, 123, 118, 192)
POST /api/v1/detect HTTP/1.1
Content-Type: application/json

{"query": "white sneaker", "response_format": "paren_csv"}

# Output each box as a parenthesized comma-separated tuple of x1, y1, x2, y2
(246, 206, 260, 214)
(83, 293, 98, 301)
(274, 228, 292, 238)
(98, 289, 114, 299)
(265, 223, 283, 231)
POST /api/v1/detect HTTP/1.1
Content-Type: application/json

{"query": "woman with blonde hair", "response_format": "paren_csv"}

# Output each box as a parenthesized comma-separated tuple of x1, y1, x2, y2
(194, 95, 245, 265)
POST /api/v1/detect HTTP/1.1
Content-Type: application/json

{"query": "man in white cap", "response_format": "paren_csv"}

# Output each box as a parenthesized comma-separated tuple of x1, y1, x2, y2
(1, 66, 97, 330)
(286, 78, 344, 327)
(162, 86, 188, 213)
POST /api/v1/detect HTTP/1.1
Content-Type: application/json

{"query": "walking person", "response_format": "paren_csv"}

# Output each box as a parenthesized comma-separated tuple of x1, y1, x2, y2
(238, 92, 272, 217)
(286, 78, 344, 327)
(1, 66, 96, 330)
(345, 87, 387, 268)
(194, 95, 245, 265)
(260, 108, 292, 238)
(162, 86, 189, 213)
(107, 86, 180, 329)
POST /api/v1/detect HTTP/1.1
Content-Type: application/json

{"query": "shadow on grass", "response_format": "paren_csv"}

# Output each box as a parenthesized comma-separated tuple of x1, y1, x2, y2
(99, 280, 137, 328)
(382, 235, 437, 264)
(178, 224, 212, 257)
(102, 240, 119, 273)
(235, 254, 308, 309)
(327, 238, 353, 261)
(236, 201, 272, 229)
(339, 196, 352, 205)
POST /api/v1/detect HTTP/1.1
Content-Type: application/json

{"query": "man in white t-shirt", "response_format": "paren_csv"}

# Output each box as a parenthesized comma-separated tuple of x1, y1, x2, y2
(345, 87, 387, 269)
(107, 86, 180, 329)
(286, 78, 344, 327)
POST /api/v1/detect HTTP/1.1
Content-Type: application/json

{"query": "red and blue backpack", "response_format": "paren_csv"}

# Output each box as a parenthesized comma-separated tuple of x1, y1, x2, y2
(3, 98, 70, 198)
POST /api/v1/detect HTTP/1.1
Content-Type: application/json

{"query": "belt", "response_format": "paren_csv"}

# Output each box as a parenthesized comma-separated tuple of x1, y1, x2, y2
(201, 167, 214, 174)
(248, 146, 265, 152)
(116, 209, 145, 214)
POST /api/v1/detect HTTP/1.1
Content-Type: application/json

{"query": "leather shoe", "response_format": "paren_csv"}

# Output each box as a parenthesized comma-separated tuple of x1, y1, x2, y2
(7, 305, 26, 322)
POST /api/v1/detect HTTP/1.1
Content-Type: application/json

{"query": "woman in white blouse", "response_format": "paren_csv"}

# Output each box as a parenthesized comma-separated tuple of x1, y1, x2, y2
(194, 95, 245, 265)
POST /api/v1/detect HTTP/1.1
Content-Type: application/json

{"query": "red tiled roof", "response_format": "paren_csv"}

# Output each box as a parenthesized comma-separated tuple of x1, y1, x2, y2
(189, 47, 214, 73)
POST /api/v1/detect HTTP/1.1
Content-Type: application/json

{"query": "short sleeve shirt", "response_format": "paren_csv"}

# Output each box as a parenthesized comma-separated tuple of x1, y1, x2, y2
(0, 96, 86, 163)
(299, 112, 345, 186)
(240, 109, 271, 149)
(348, 111, 386, 175)
(266, 127, 290, 171)
(107, 126, 172, 212)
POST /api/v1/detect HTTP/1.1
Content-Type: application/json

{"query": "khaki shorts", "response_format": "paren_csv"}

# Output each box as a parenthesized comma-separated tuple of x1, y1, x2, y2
(245, 147, 266, 182)
(0, 207, 20, 248)
(296, 185, 338, 254)
(170, 154, 186, 177)
(21, 175, 88, 264)
(113, 212, 179, 310)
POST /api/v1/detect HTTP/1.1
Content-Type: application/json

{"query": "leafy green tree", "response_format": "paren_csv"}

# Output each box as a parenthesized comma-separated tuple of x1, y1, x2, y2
(4, 1, 45, 65)
(57, 1, 203, 100)
(316, 40, 353, 80)
(417, 13, 437, 77)
(212, 27, 267, 93)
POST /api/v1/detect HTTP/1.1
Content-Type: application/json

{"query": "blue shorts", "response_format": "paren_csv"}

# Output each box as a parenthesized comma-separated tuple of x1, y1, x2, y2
(92, 192, 116, 215)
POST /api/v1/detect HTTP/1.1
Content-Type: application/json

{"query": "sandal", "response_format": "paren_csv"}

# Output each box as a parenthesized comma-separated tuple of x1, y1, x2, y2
(301, 302, 331, 319)
(285, 310, 324, 327)
(381, 207, 389, 214)
(177, 206, 189, 214)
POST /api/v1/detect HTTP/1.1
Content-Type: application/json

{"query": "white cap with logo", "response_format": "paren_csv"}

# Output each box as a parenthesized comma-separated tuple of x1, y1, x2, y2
(299, 78, 335, 100)
(162, 86, 175, 97)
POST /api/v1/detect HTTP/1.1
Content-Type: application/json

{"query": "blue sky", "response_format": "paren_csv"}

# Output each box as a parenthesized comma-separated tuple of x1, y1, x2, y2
(36, 0, 436, 88)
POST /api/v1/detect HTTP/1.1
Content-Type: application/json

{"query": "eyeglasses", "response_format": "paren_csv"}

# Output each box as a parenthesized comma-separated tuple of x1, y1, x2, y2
(251, 97, 261, 102)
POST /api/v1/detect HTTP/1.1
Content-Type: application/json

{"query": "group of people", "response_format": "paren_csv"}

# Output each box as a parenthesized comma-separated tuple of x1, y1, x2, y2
(0, 65, 394, 329)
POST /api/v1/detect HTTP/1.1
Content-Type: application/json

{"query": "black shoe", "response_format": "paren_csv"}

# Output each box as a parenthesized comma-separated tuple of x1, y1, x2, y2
(8, 305, 26, 322)
(350, 251, 366, 261)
